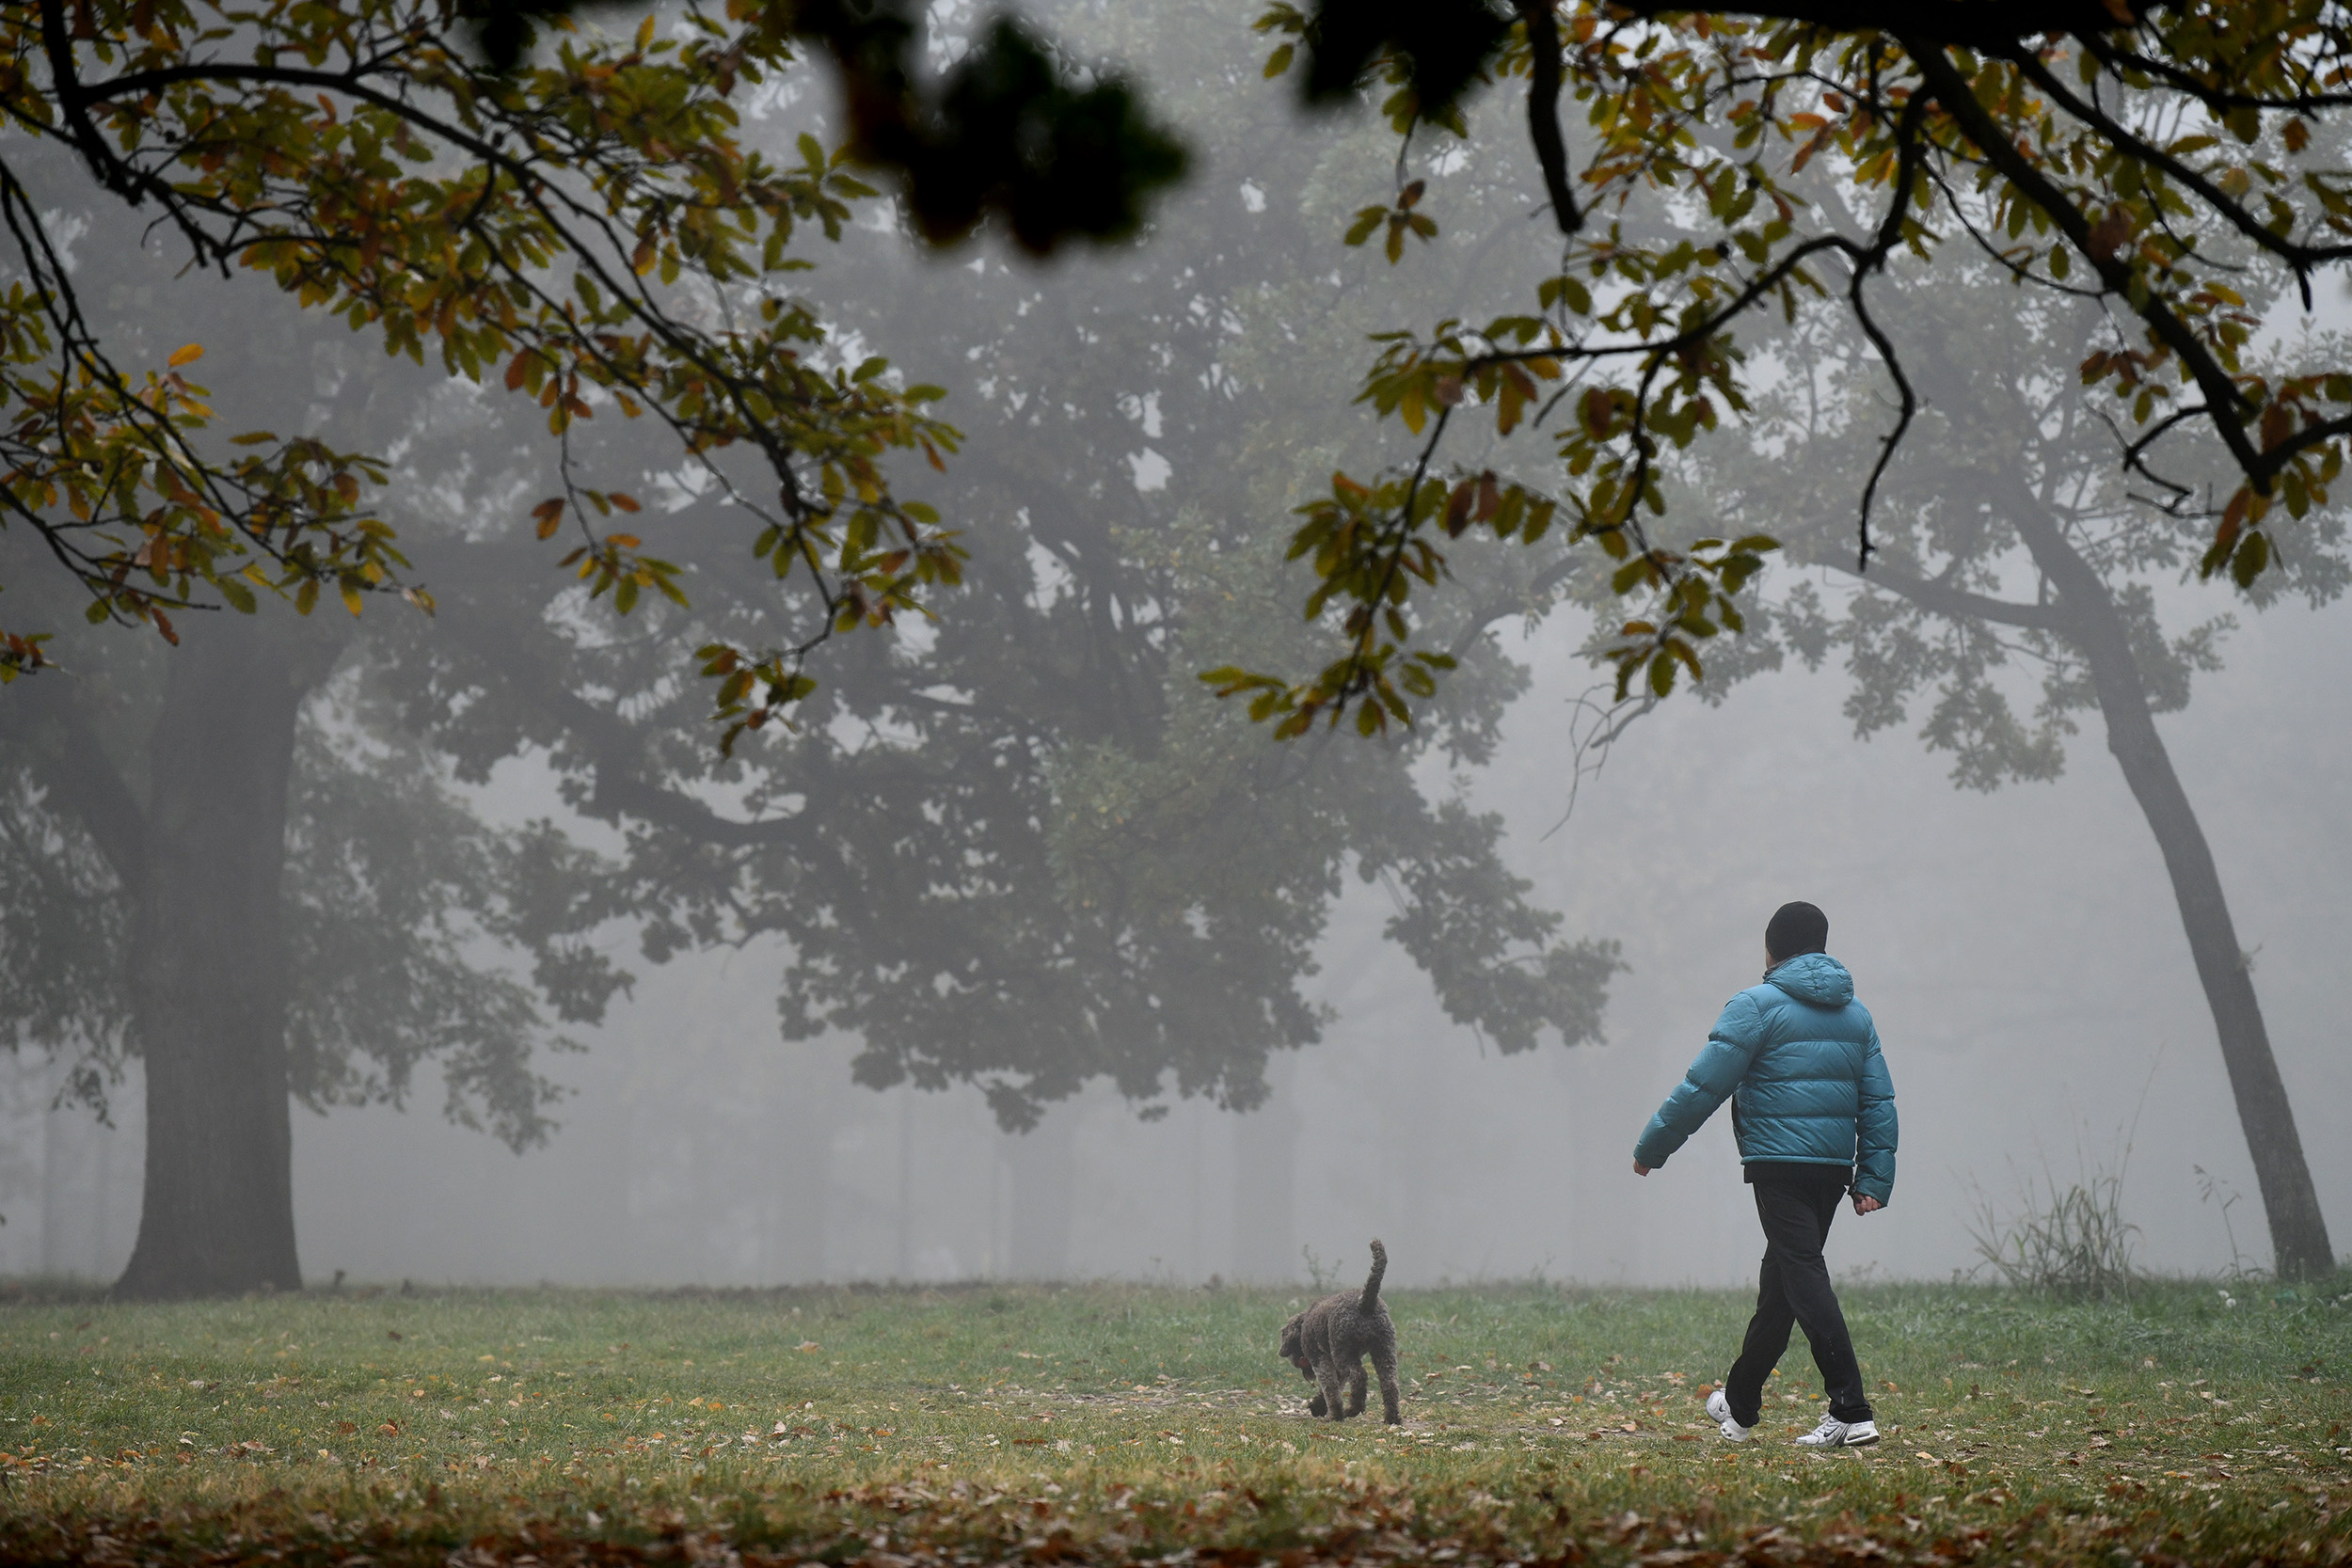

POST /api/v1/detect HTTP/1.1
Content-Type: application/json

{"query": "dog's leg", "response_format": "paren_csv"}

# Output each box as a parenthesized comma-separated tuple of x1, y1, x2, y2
(1346, 1361, 1368, 1418)
(1373, 1343, 1402, 1424)
(1314, 1358, 1347, 1422)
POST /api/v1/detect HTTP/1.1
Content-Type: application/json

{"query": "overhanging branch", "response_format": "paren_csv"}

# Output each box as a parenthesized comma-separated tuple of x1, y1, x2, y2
(1515, 0, 1581, 236)
(1903, 39, 2265, 483)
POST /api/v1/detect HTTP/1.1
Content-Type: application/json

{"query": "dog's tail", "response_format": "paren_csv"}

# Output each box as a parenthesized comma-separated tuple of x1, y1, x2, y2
(1360, 1239, 1388, 1312)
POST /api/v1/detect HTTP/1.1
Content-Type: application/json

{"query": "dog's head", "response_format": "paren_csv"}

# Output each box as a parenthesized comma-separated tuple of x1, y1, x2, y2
(1278, 1312, 1311, 1376)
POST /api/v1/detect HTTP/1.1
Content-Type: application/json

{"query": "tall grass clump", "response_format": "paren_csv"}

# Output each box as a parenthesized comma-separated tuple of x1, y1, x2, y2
(1966, 1100, 2155, 1300)
(1967, 1162, 2141, 1299)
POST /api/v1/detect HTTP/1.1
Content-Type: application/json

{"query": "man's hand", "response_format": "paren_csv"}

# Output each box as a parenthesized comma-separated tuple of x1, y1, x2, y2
(1633, 1162, 1650, 1176)
(1852, 1195, 1883, 1214)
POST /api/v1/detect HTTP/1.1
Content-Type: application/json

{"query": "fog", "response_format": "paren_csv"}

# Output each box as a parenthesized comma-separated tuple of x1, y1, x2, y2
(12, 594, 2346, 1289)
(3, 2, 2347, 1295)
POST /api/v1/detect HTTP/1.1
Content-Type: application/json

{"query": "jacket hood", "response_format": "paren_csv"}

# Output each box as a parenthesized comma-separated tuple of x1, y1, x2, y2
(1766, 952, 1853, 1007)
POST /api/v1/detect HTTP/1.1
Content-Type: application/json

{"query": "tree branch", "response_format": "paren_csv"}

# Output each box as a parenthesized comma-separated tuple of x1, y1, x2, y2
(421, 599, 823, 854)
(2004, 46, 2352, 305)
(2079, 28, 2352, 116)
(1515, 0, 1581, 236)
(1613, 1, 2156, 48)
(1902, 39, 2265, 482)
(1858, 563, 2070, 632)
(1846, 85, 1932, 573)
(0, 680, 149, 895)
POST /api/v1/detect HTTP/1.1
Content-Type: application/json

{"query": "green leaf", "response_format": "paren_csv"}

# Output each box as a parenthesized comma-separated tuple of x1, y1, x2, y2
(2230, 530, 2268, 587)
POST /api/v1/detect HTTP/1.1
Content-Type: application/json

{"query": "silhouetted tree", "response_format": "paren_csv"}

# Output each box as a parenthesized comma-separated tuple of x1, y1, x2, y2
(0, 0, 1618, 1295)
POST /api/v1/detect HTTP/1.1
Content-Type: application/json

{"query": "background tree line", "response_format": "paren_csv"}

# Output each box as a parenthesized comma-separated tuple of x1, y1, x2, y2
(3, 0, 2347, 1289)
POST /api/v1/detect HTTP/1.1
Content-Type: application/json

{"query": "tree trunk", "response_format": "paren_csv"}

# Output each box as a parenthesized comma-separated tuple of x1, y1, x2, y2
(113, 616, 314, 1298)
(2004, 494, 2335, 1279)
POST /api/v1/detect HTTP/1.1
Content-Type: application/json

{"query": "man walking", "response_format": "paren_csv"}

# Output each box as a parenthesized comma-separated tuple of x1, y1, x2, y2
(1632, 901, 1896, 1449)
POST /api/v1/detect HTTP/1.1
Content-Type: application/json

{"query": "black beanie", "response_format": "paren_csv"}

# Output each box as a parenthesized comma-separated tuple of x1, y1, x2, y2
(1765, 901, 1829, 962)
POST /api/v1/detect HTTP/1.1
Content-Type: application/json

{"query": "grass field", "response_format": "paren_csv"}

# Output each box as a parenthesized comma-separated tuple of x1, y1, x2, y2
(1, 1275, 2346, 1565)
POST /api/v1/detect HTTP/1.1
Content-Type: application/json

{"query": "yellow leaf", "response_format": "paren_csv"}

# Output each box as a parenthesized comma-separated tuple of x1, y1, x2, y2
(167, 342, 204, 368)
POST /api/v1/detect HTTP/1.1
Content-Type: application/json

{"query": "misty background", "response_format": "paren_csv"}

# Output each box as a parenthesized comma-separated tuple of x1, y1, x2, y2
(4, 0, 2346, 1293)
(11, 596, 2344, 1289)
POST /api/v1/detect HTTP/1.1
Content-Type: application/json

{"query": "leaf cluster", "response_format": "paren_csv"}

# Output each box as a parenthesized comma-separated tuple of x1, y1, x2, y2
(1227, 0, 2352, 739)
(0, 0, 992, 736)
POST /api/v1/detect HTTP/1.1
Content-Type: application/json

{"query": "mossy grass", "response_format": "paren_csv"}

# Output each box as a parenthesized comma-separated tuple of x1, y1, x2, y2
(2, 1275, 2345, 1564)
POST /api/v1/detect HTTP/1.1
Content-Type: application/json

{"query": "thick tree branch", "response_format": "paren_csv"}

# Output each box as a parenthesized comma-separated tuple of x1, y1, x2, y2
(1858, 564, 2069, 632)
(421, 594, 822, 854)
(2004, 47, 2352, 307)
(1902, 39, 2266, 481)
(2079, 28, 2352, 115)
(1514, 0, 1581, 236)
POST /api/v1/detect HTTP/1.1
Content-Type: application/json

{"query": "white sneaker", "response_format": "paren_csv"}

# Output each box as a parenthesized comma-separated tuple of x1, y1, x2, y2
(1794, 1414, 1879, 1448)
(1706, 1387, 1751, 1442)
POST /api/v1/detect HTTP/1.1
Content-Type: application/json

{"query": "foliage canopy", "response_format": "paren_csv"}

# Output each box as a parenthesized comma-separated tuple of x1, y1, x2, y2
(1217, 0, 2352, 739)
(1, 0, 1621, 1168)
(0, 0, 1184, 752)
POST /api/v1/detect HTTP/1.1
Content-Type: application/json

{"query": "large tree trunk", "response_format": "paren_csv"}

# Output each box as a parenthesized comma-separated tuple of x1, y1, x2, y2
(2003, 495, 2335, 1279)
(113, 616, 314, 1298)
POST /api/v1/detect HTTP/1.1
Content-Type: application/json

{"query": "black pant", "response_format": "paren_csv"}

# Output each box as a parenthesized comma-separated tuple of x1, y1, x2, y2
(1724, 1180, 1873, 1426)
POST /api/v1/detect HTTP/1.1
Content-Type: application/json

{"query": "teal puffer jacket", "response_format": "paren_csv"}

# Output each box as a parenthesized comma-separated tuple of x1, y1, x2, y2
(1633, 953, 1898, 1203)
